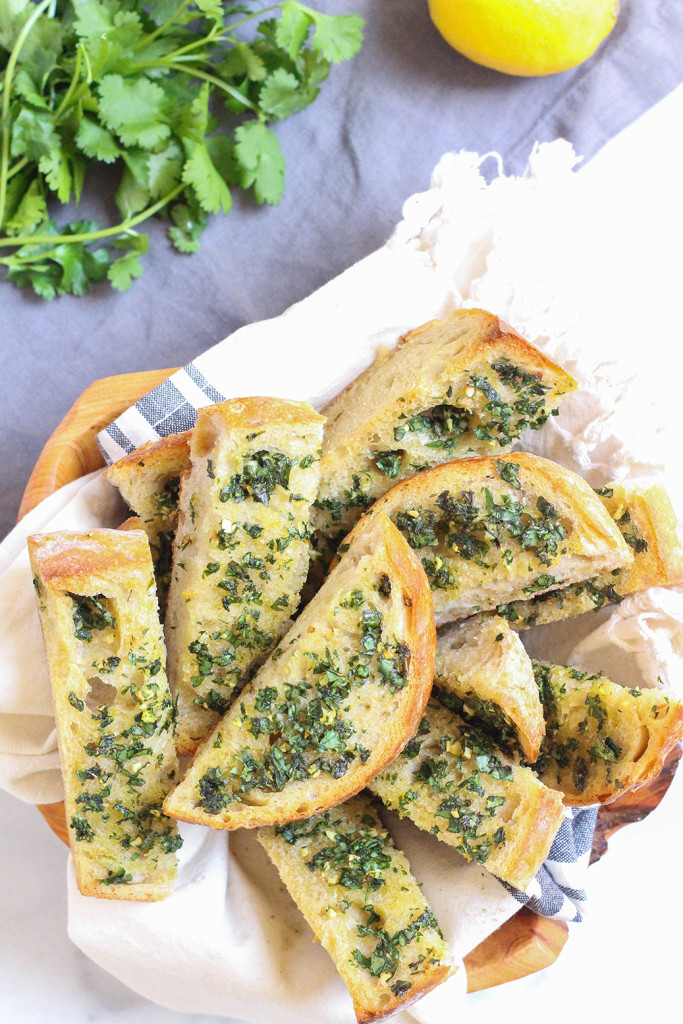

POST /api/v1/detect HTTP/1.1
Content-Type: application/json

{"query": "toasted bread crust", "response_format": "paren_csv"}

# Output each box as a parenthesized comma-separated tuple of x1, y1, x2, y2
(163, 513, 435, 829)
(314, 310, 577, 546)
(105, 431, 193, 618)
(337, 453, 631, 626)
(29, 528, 153, 591)
(194, 396, 326, 440)
(256, 794, 453, 1023)
(499, 481, 683, 629)
(29, 529, 180, 901)
(601, 483, 683, 590)
(435, 615, 545, 762)
(105, 431, 192, 487)
(533, 661, 683, 805)
(370, 698, 564, 890)
(164, 397, 325, 755)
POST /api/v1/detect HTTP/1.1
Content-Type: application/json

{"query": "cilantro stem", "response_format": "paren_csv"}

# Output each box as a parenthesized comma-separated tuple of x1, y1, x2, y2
(134, 0, 191, 51)
(6, 157, 28, 181)
(0, 183, 184, 251)
(54, 43, 86, 120)
(160, 63, 260, 113)
(0, 0, 54, 230)
(226, 6, 284, 33)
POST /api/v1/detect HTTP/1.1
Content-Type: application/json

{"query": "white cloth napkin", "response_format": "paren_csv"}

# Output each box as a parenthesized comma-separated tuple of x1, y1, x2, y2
(2, 113, 683, 1022)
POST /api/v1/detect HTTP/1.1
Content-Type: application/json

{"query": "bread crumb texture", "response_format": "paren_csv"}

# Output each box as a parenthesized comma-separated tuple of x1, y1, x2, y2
(28, 529, 181, 901)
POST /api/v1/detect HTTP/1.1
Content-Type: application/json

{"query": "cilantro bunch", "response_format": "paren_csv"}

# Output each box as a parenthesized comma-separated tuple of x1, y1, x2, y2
(0, 1, 364, 298)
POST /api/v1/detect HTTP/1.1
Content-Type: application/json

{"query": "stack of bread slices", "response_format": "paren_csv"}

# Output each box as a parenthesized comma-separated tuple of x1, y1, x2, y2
(29, 309, 683, 1022)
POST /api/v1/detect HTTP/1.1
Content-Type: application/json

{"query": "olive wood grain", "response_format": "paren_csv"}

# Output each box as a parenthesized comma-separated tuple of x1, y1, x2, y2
(19, 369, 679, 995)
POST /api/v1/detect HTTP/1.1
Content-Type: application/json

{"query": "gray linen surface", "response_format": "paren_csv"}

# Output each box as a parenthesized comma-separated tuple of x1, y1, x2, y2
(3, 2, 683, 537)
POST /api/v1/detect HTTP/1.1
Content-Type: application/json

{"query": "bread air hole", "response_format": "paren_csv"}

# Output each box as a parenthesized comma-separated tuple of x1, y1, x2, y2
(193, 418, 219, 458)
(241, 792, 269, 806)
(632, 724, 650, 762)
(85, 677, 117, 712)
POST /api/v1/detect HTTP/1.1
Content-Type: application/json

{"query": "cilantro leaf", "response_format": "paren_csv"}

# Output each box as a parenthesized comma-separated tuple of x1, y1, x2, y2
(220, 41, 267, 82)
(75, 118, 121, 164)
(167, 201, 207, 253)
(308, 8, 365, 63)
(0, 1, 364, 296)
(259, 68, 315, 120)
(108, 251, 144, 291)
(182, 143, 232, 214)
(3, 179, 46, 237)
(276, 3, 312, 61)
(39, 149, 79, 204)
(234, 121, 285, 205)
(10, 108, 59, 162)
(146, 140, 184, 198)
(98, 74, 170, 149)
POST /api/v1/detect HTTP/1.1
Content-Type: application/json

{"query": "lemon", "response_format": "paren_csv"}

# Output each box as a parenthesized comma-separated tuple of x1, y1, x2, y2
(428, 0, 619, 77)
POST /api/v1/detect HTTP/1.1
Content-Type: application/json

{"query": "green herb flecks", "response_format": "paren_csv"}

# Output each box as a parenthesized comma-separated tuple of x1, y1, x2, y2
(220, 450, 292, 505)
(194, 606, 412, 811)
(352, 909, 441, 980)
(393, 404, 471, 450)
(70, 594, 116, 641)
(153, 476, 181, 518)
(470, 360, 555, 446)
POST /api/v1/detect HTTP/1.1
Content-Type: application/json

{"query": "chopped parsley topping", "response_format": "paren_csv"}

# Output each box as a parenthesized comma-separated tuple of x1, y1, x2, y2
(393, 404, 470, 449)
(194, 605, 411, 812)
(70, 594, 116, 642)
(531, 661, 644, 796)
(220, 450, 293, 505)
(375, 702, 516, 866)
(153, 476, 181, 517)
(374, 450, 404, 478)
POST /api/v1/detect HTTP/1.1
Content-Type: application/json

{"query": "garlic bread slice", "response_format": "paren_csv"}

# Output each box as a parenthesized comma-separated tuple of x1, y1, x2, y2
(105, 431, 191, 617)
(257, 794, 453, 1024)
(314, 308, 576, 546)
(340, 453, 632, 627)
(498, 481, 683, 629)
(165, 398, 325, 755)
(532, 661, 683, 805)
(163, 512, 435, 829)
(435, 615, 544, 761)
(28, 529, 181, 901)
(369, 700, 563, 890)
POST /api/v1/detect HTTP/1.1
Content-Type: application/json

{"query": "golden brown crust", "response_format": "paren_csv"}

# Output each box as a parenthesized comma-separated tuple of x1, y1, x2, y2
(255, 794, 453, 1022)
(28, 529, 180, 901)
(337, 453, 632, 625)
(602, 483, 683, 590)
(29, 528, 152, 592)
(193, 396, 325, 451)
(314, 310, 577, 548)
(492, 785, 565, 886)
(354, 965, 453, 1024)
(165, 397, 326, 756)
(324, 309, 577, 425)
(435, 615, 545, 762)
(533, 662, 683, 806)
(119, 516, 143, 532)
(104, 430, 192, 486)
(395, 309, 577, 393)
(369, 698, 564, 890)
(163, 513, 436, 829)
(502, 481, 683, 630)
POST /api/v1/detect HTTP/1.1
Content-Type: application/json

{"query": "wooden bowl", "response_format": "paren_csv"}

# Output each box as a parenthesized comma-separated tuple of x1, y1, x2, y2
(20, 370, 681, 994)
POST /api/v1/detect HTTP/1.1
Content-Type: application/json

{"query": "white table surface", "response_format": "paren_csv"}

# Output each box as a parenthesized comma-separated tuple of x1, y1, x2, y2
(4, 68, 683, 1024)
